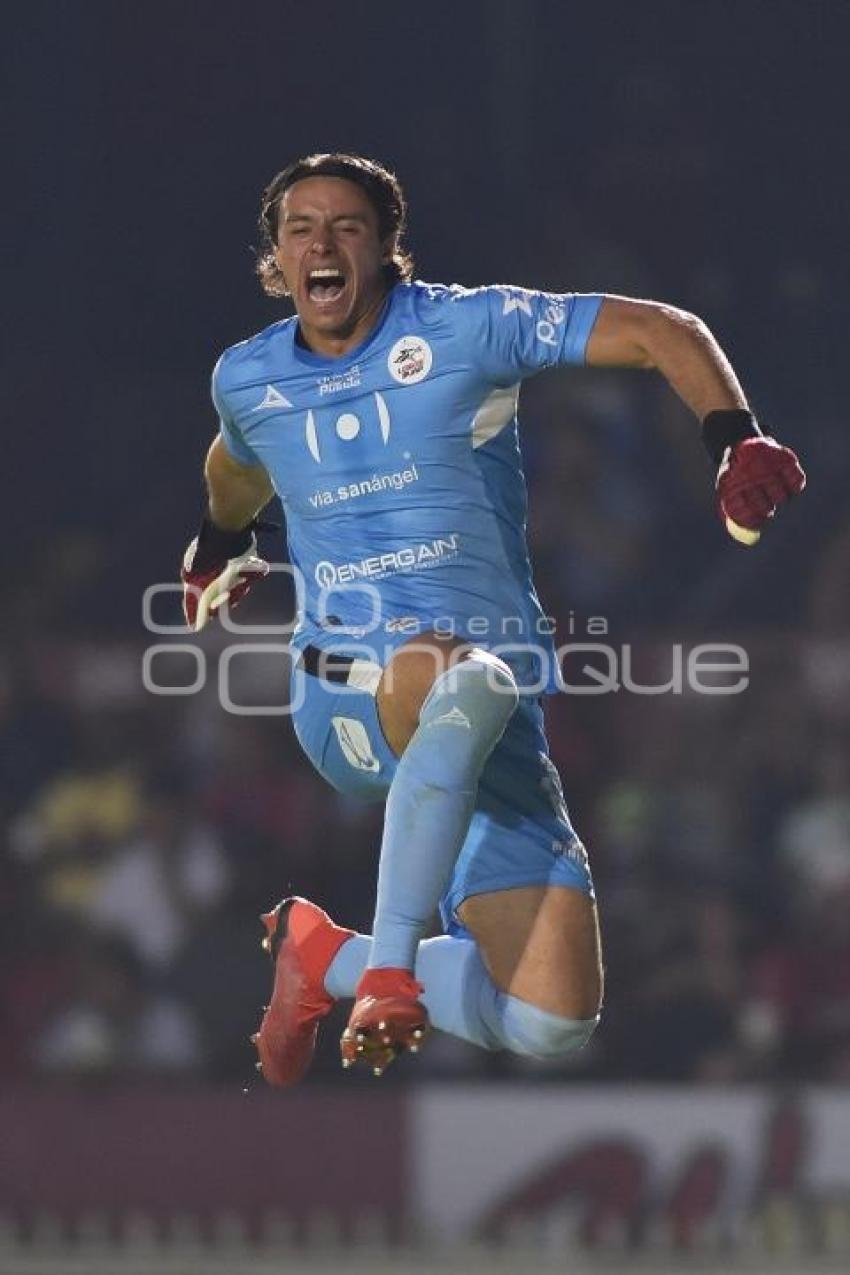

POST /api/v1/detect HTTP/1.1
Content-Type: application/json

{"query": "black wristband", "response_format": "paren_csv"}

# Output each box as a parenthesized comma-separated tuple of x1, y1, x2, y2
(191, 516, 254, 573)
(701, 409, 762, 467)
(192, 514, 278, 573)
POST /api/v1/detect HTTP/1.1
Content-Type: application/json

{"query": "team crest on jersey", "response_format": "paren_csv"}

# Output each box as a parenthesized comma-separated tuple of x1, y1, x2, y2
(388, 336, 432, 385)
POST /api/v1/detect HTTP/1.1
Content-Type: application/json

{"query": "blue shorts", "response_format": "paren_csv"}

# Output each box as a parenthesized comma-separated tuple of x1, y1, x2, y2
(289, 655, 594, 937)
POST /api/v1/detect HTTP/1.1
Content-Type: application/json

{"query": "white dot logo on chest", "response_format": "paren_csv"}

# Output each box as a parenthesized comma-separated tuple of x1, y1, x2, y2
(336, 413, 361, 440)
(304, 393, 392, 462)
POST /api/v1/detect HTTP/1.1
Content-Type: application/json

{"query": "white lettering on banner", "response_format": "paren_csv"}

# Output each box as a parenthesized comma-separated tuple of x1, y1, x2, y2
(411, 1089, 850, 1250)
(315, 535, 460, 588)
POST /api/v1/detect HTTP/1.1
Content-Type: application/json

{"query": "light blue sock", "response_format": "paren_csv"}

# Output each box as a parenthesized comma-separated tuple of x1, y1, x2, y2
(327, 932, 493, 1047)
(367, 655, 518, 972)
(326, 932, 599, 1057)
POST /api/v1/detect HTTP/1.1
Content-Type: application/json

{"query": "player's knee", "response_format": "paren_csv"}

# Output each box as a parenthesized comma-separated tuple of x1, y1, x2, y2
(501, 992, 600, 1060)
(399, 651, 519, 790)
(422, 649, 519, 739)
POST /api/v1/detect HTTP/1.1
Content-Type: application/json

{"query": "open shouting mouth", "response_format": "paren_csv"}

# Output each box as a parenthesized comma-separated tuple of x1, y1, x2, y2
(306, 266, 348, 308)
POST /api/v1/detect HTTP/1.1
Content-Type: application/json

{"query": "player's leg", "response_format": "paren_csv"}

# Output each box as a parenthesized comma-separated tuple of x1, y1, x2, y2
(254, 638, 601, 1082)
(326, 908, 600, 1056)
(341, 631, 520, 1068)
(457, 884, 602, 1019)
(337, 686, 603, 1066)
(454, 884, 603, 1056)
(325, 876, 601, 1061)
(323, 886, 601, 1060)
(256, 883, 600, 1082)
(368, 632, 519, 966)
(424, 692, 603, 1058)
(254, 635, 518, 1082)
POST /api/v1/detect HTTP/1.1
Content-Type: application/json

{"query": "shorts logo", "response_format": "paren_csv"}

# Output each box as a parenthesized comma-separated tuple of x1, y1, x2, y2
(388, 336, 432, 385)
(385, 615, 420, 634)
(332, 716, 381, 772)
(557, 837, 590, 871)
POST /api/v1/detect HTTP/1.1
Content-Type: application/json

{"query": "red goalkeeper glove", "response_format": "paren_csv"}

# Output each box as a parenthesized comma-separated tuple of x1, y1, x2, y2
(702, 410, 806, 546)
(181, 516, 272, 631)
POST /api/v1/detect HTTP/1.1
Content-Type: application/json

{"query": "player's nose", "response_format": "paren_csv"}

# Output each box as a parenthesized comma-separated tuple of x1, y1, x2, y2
(310, 229, 334, 254)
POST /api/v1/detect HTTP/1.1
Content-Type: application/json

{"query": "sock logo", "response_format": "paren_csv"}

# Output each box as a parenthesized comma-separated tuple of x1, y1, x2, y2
(431, 706, 471, 728)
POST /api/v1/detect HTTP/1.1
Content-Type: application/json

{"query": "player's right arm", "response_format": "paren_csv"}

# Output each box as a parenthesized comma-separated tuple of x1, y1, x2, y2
(181, 438, 275, 631)
(205, 435, 274, 530)
(181, 345, 280, 630)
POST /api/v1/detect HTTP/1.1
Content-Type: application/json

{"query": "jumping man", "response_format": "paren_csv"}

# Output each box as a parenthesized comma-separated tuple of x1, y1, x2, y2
(180, 153, 805, 1082)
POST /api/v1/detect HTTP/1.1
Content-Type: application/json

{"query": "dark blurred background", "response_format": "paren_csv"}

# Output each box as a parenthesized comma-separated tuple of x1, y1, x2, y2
(3, 0, 849, 1097)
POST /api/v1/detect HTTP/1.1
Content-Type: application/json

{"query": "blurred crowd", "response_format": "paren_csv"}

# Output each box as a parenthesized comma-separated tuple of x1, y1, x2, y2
(2, 364, 848, 1089)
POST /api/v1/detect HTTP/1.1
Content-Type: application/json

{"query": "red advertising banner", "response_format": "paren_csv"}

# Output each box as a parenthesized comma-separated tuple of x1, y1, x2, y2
(411, 1086, 850, 1250)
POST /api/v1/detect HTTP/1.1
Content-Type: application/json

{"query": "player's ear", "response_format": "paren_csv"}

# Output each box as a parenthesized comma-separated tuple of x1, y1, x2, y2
(380, 234, 397, 264)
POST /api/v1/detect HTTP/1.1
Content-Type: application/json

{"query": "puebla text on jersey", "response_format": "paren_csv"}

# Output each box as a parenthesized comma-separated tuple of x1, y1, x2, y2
(214, 281, 603, 693)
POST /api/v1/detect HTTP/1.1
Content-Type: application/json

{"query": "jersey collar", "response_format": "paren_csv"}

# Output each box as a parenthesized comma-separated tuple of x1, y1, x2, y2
(288, 285, 399, 369)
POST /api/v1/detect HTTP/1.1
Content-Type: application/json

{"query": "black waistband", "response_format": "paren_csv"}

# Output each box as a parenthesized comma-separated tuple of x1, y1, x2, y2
(298, 644, 356, 684)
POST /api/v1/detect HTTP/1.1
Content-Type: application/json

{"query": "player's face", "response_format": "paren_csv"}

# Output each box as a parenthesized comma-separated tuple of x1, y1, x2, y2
(274, 177, 392, 355)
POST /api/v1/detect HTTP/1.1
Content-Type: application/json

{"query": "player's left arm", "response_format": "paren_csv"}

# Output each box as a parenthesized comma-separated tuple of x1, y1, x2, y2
(585, 296, 806, 544)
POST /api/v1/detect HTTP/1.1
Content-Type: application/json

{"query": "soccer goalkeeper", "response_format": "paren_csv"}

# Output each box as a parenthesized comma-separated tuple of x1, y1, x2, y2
(181, 153, 805, 1083)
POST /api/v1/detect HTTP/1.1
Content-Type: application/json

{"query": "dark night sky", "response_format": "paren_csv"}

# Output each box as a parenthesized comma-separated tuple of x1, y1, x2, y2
(5, 0, 848, 586)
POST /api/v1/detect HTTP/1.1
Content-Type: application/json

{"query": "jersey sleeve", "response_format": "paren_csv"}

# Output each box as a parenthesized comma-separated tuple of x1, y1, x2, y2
(211, 354, 263, 466)
(452, 285, 604, 383)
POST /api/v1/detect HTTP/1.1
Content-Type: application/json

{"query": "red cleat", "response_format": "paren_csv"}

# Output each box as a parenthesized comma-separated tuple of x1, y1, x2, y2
(252, 896, 354, 1087)
(340, 967, 430, 1077)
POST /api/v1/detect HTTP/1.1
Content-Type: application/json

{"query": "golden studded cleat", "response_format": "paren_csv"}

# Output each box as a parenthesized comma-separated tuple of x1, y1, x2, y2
(340, 967, 430, 1076)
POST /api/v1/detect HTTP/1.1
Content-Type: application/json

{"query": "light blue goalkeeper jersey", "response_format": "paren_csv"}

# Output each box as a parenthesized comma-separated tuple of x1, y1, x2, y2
(213, 280, 602, 692)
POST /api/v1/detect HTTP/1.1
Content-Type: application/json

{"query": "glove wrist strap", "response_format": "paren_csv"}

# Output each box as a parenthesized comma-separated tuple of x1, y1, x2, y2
(701, 409, 762, 467)
(191, 514, 270, 573)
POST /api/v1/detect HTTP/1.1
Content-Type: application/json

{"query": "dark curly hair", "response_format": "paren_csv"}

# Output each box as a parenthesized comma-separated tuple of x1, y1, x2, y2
(256, 152, 414, 298)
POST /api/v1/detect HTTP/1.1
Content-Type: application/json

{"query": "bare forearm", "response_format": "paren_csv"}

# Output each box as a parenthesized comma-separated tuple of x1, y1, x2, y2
(207, 481, 269, 531)
(586, 296, 749, 421)
(204, 436, 274, 531)
(639, 305, 748, 420)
